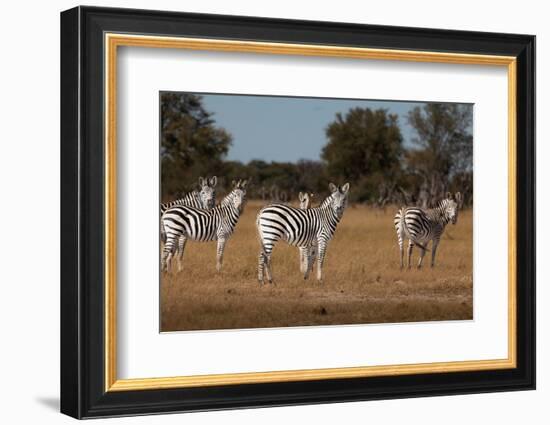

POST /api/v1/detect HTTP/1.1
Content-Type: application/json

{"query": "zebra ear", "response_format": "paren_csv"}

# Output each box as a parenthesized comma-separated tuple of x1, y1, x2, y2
(341, 183, 350, 194)
(446, 191, 453, 200)
(231, 179, 237, 188)
(198, 177, 206, 187)
(241, 179, 248, 189)
(209, 176, 217, 187)
(299, 192, 305, 202)
(329, 183, 338, 193)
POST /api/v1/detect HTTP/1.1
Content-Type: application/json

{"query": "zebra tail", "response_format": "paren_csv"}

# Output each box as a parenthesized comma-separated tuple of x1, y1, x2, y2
(399, 207, 408, 236)
(160, 212, 167, 244)
(400, 207, 430, 252)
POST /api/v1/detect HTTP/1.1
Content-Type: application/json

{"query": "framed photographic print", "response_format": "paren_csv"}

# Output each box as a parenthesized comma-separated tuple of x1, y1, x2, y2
(60, 6, 535, 419)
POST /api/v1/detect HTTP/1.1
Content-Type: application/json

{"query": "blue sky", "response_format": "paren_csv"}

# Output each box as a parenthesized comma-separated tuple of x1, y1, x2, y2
(201, 94, 428, 163)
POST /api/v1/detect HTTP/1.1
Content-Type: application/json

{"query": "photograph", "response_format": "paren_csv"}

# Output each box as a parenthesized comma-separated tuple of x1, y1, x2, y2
(159, 92, 473, 332)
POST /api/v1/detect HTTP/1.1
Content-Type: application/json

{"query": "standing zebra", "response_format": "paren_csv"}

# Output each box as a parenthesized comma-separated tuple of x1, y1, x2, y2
(257, 183, 350, 284)
(160, 176, 217, 244)
(394, 192, 462, 269)
(298, 192, 317, 277)
(161, 179, 248, 273)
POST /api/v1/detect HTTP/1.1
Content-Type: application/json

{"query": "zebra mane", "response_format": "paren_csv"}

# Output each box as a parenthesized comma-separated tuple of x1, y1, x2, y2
(219, 189, 236, 207)
(218, 188, 245, 211)
(188, 189, 201, 199)
(161, 189, 201, 211)
(319, 192, 336, 209)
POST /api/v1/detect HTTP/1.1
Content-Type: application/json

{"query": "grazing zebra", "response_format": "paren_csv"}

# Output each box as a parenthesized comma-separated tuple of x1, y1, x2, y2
(394, 192, 462, 269)
(161, 179, 248, 273)
(257, 183, 350, 284)
(298, 192, 317, 277)
(160, 176, 217, 243)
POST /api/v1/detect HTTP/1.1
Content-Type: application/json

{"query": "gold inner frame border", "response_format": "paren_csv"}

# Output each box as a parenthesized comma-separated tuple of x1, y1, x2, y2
(104, 33, 517, 392)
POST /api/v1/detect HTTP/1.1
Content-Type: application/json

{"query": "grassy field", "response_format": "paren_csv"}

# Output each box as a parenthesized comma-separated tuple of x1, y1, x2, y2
(160, 200, 473, 332)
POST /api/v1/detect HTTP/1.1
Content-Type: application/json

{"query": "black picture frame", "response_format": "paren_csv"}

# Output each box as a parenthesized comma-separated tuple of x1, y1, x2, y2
(61, 5, 535, 419)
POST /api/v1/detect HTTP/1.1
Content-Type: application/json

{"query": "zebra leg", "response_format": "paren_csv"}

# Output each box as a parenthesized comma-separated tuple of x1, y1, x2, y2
(417, 246, 427, 269)
(397, 226, 405, 269)
(299, 247, 307, 274)
(216, 237, 227, 272)
(407, 241, 414, 269)
(302, 246, 310, 280)
(305, 244, 317, 280)
(399, 239, 404, 270)
(257, 249, 273, 284)
(431, 238, 440, 267)
(265, 254, 274, 284)
(316, 240, 327, 282)
(176, 236, 187, 272)
(258, 251, 266, 284)
(161, 233, 177, 272)
(258, 240, 274, 284)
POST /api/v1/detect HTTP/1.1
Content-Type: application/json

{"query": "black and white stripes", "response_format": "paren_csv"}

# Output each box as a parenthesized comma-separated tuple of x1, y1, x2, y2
(394, 192, 462, 269)
(161, 179, 248, 272)
(256, 183, 350, 283)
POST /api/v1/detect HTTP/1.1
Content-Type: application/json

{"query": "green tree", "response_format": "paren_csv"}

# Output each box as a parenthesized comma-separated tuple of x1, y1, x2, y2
(161, 93, 232, 200)
(322, 108, 404, 202)
(295, 160, 327, 195)
(406, 104, 473, 205)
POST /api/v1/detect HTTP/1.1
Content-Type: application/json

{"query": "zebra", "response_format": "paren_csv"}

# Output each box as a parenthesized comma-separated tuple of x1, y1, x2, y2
(160, 176, 217, 244)
(394, 192, 462, 269)
(298, 192, 317, 277)
(256, 182, 350, 284)
(161, 179, 248, 273)
(160, 176, 217, 214)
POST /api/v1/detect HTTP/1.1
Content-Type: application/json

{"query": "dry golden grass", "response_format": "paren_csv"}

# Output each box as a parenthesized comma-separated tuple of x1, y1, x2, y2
(161, 200, 473, 331)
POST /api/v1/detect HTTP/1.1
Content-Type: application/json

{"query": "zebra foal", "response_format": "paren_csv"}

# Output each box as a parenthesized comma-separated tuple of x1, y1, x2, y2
(394, 192, 462, 269)
(161, 179, 248, 273)
(257, 183, 350, 284)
